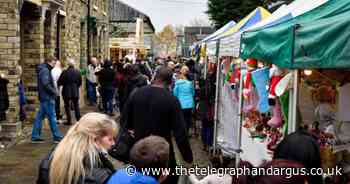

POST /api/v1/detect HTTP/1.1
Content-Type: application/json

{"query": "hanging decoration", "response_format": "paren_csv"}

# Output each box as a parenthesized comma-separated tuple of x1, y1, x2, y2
(251, 67, 270, 113)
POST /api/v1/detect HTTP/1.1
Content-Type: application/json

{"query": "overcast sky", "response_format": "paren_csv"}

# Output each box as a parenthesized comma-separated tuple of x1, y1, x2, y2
(119, 0, 211, 32)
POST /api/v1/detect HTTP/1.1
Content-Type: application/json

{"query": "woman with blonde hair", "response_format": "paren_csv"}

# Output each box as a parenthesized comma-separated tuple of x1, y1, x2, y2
(178, 65, 189, 80)
(37, 112, 118, 184)
(174, 65, 195, 135)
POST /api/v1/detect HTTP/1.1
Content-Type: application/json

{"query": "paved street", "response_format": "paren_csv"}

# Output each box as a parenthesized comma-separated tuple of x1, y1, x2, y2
(0, 106, 102, 184)
(0, 106, 209, 184)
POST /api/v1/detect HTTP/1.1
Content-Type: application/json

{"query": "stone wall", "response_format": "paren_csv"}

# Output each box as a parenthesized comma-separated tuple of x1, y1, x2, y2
(20, 4, 45, 120)
(0, 0, 110, 142)
(0, 0, 21, 139)
(91, 0, 109, 61)
(63, 0, 109, 66)
(44, 10, 56, 59)
(62, 0, 109, 106)
(63, 0, 86, 67)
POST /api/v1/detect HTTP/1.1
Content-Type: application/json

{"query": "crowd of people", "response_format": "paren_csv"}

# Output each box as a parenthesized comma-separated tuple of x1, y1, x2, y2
(84, 55, 211, 144)
(28, 55, 329, 184)
(36, 113, 324, 184)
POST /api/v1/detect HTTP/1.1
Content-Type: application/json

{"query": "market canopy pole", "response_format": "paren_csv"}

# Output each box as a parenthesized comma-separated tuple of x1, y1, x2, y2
(287, 70, 299, 134)
(236, 60, 244, 167)
(204, 44, 208, 80)
(213, 39, 221, 155)
(291, 70, 299, 133)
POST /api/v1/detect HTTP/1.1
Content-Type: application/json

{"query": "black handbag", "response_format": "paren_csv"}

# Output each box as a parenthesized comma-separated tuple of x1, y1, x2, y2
(108, 88, 139, 162)
(109, 127, 135, 162)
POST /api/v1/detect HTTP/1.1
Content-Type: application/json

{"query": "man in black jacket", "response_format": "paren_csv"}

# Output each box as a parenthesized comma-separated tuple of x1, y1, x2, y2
(95, 60, 116, 115)
(121, 66, 193, 184)
(57, 58, 82, 125)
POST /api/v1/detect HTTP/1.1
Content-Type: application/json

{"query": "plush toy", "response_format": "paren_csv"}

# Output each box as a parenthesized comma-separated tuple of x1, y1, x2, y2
(243, 58, 257, 99)
(242, 59, 259, 112)
(266, 128, 283, 151)
(314, 86, 337, 133)
(243, 88, 259, 113)
(228, 63, 235, 83)
(243, 110, 260, 128)
(320, 145, 337, 170)
(243, 117, 254, 129)
(228, 63, 241, 89)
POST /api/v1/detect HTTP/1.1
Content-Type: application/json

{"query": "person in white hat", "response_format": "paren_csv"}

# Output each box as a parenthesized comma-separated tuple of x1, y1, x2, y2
(57, 58, 82, 125)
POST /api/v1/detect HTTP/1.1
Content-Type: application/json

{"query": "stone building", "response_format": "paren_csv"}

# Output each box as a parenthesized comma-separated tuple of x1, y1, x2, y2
(0, 0, 109, 142)
(109, 0, 155, 61)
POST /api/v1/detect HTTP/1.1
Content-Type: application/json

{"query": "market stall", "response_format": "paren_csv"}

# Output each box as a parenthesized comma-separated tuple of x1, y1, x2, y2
(189, 7, 273, 163)
(208, 7, 273, 165)
(211, 0, 335, 167)
(201, 21, 236, 43)
(239, 0, 350, 180)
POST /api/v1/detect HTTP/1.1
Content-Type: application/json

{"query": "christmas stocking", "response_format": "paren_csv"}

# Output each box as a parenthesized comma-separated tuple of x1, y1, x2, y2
(279, 92, 289, 123)
(268, 101, 283, 128)
(251, 67, 270, 113)
(269, 65, 283, 97)
(280, 92, 289, 135)
(243, 71, 252, 99)
(269, 66, 283, 106)
(270, 76, 283, 97)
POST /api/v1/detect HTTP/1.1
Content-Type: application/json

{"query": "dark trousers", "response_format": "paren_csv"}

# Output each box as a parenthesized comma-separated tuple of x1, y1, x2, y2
(117, 87, 125, 112)
(19, 104, 26, 121)
(55, 96, 61, 120)
(201, 119, 214, 146)
(182, 109, 193, 134)
(163, 148, 179, 184)
(63, 97, 81, 124)
(86, 79, 97, 104)
(101, 87, 115, 114)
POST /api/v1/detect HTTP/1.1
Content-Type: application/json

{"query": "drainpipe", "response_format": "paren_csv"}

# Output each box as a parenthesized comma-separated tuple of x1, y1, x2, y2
(87, 0, 91, 63)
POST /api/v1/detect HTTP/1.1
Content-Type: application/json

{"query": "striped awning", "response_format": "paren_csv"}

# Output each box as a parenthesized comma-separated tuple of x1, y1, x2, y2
(219, 7, 271, 38)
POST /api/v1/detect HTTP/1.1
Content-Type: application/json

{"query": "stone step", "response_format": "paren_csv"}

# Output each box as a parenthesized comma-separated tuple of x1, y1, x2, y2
(0, 122, 22, 139)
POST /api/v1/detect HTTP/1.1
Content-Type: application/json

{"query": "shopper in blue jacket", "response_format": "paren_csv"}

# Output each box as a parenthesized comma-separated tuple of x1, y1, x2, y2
(173, 66, 195, 135)
(31, 57, 63, 143)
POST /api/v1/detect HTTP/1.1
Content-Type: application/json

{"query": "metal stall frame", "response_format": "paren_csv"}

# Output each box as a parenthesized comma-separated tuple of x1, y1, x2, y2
(213, 39, 221, 155)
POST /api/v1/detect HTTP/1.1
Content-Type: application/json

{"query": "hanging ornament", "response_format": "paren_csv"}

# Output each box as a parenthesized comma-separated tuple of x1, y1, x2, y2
(275, 72, 293, 97)
(269, 65, 283, 106)
(251, 67, 270, 113)
(267, 100, 283, 128)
